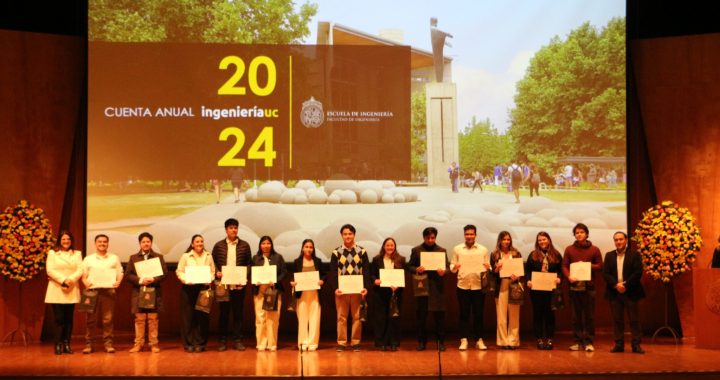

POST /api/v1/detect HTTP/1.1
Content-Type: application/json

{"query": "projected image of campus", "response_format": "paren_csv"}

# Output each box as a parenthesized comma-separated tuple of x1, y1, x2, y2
(87, 0, 626, 262)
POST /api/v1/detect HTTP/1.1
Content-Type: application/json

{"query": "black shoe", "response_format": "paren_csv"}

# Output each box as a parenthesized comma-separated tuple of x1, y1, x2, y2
(352, 344, 361, 352)
(380, 345, 387, 351)
(545, 339, 553, 350)
(610, 344, 624, 353)
(62, 342, 73, 354)
(234, 342, 246, 351)
(218, 342, 227, 352)
(184, 346, 194, 353)
(390, 345, 398, 352)
(537, 339, 544, 350)
(54, 343, 62, 355)
(438, 343, 446, 352)
(416, 342, 426, 351)
(632, 344, 645, 354)
(194, 346, 205, 352)
(336, 345, 346, 352)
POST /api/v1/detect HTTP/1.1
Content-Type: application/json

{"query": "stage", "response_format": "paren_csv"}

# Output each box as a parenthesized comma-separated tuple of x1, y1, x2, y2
(1, 334, 718, 379)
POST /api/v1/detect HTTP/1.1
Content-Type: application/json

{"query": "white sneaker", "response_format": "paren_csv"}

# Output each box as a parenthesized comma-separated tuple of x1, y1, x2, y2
(476, 339, 488, 350)
(459, 338, 468, 351)
(585, 344, 594, 352)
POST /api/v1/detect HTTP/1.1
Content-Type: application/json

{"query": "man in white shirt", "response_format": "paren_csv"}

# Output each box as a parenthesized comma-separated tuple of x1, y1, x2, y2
(450, 224, 490, 350)
(81, 234, 123, 354)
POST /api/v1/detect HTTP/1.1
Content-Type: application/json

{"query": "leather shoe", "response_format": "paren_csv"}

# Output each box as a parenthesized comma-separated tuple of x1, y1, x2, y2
(416, 342, 426, 351)
(54, 343, 62, 355)
(632, 344, 645, 354)
(218, 342, 227, 352)
(194, 346, 205, 353)
(62, 342, 73, 354)
(610, 344, 624, 353)
(235, 342, 246, 351)
(438, 343, 446, 352)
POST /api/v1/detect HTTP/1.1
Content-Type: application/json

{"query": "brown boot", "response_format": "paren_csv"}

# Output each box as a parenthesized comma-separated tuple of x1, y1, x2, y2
(147, 313, 160, 353)
(129, 313, 146, 353)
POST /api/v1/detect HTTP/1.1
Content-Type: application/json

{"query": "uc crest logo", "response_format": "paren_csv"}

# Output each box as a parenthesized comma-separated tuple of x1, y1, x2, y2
(301, 96, 324, 128)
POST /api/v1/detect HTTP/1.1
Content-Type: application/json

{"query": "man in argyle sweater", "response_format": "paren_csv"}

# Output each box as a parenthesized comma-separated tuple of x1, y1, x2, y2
(330, 224, 371, 352)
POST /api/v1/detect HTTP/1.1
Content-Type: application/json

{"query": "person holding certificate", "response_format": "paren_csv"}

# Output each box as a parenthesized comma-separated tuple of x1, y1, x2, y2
(211, 218, 252, 351)
(490, 231, 523, 349)
(408, 227, 448, 351)
(81, 234, 123, 354)
(561, 223, 603, 352)
(45, 231, 83, 355)
(450, 224, 490, 351)
(289, 239, 326, 351)
(525, 231, 562, 350)
(125, 232, 168, 353)
(371, 237, 406, 351)
(252, 236, 287, 351)
(330, 224, 371, 352)
(177, 234, 215, 352)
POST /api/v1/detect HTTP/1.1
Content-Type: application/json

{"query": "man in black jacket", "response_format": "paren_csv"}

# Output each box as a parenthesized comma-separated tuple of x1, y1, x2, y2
(602, 231, 646, 354)
(212, 218, 252, 351)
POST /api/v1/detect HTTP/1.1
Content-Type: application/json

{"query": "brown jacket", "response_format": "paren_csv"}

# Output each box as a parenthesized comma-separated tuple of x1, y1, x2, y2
(124, 250, 168, 313)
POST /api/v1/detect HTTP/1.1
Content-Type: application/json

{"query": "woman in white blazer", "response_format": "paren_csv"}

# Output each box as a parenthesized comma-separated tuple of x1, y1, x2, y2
(45, 231, 83, 355)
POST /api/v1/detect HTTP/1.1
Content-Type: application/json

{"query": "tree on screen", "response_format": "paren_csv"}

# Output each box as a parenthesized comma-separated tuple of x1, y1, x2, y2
(410, 90, 427, 181)
(459, 117, 515, 175)
(508, 17, 625, 175)
(89, 0, 318, 43)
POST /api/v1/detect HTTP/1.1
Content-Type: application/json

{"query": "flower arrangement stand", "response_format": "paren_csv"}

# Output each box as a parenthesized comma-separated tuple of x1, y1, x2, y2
(2, 282, 32, 346)
(651, 282, 679, 345)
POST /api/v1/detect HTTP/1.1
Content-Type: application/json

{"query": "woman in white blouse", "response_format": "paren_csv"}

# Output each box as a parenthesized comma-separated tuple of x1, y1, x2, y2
(45, 231, 83, 355)
(176, 234, 215, 353)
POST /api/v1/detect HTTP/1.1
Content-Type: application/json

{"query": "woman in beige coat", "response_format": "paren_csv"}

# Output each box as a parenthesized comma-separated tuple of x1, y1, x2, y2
(45, 231, 83, 355)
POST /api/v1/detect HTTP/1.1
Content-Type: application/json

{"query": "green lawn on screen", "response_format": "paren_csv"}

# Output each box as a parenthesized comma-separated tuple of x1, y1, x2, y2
(88, 192, 216, 223)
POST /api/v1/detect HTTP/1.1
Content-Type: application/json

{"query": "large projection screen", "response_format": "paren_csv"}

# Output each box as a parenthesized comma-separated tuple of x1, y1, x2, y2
(88, 0, 627, 263)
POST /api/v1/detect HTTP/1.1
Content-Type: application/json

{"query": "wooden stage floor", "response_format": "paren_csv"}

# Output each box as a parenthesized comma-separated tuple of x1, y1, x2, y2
(1, 335, 718, 379)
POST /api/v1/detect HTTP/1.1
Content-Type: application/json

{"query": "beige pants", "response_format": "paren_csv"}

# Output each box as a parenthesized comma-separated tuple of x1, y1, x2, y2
(254, 287, 282, 350)
(336, 293, 362, 346)
(496, 279, 520, 347)
(297, 290, 321, 349)
(133, 312, 159, 346)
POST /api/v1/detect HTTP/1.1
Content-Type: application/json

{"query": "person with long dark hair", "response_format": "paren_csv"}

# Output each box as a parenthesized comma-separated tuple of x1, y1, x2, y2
(45, 231, 83, 355)
(371, 237, 406, 351)
(252, 236, 287, 351)
(177, 234, 215, 352)
(525, 232, 562, 350)
(490, 231, 523, 349)
(289, 239, 325, 351)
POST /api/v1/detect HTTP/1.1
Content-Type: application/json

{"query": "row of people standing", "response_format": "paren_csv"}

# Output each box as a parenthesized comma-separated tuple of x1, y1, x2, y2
(45, 220, 645, 355)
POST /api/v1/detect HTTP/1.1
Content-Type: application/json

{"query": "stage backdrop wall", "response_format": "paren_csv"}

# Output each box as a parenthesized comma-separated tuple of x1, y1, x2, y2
(2, 27, 696, 343)
(630, 32, 720, 339)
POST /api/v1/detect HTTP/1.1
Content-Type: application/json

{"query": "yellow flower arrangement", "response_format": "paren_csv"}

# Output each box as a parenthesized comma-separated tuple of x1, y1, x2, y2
(633, 200, 703, 283)
(0, 200, 55, 282)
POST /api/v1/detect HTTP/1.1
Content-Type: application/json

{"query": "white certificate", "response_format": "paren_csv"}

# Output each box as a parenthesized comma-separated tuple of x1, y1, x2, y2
(87, 268, 116, 289)
(134, 257, 164, 279)
(420, 251, 446, 271)
(294, 271, 320, 291)
(338, 275, 364, 294)
(459, 254, 486, 274)
(570, 261, 592, 281)
(499, 257, 524, 278)
(185, 265, 212, 284)
(531, 272, 557, 291)
(221, 265, 247, 285)
(380, 269, 405, 288)
(252, 265, 277, 284)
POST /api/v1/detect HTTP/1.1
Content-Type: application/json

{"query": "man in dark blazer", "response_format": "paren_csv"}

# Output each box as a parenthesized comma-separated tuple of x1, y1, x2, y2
(212, 218, 252, 351)
(602, 231, 645, 354)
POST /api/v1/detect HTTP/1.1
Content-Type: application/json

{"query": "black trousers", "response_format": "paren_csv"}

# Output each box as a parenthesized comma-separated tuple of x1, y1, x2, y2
(415, 296, 445, 343)
(457, 288, 485, 340)
(372, 288, 402, 347)
(529, 182, 540, 196)
(51, 303, 75, 343)
(530, 290, 555, 339)
(570, 290, 595, 345)
(180, 285, 209, 348)
(609, 295, 642, 344)
(218, 288, 246, 341)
